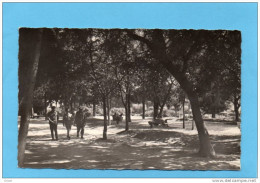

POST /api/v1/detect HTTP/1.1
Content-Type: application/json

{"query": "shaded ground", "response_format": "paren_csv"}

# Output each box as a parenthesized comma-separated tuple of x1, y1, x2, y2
(22, 116, 240, 170)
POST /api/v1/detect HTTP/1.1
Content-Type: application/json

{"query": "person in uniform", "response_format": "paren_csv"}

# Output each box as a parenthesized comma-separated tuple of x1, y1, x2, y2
(47, 106, 59, 140)
(63, 107, 73, 140)
(74, 107, 87, 139)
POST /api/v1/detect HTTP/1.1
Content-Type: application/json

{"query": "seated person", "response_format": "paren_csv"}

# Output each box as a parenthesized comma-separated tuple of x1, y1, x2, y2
(148, 115, 168, 128)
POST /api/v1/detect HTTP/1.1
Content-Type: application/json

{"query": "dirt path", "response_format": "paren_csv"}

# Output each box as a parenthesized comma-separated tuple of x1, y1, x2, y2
(23, 116, 241, 170)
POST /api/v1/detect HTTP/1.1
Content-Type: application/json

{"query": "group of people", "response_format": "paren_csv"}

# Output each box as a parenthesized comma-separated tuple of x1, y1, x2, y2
(47, 106, 90, 140)
(112, 113, 123, 124)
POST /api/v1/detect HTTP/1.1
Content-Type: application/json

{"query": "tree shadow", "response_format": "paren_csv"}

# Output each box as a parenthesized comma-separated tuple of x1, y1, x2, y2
(22, 116, 241, 170)
(23, 134, 240, 170)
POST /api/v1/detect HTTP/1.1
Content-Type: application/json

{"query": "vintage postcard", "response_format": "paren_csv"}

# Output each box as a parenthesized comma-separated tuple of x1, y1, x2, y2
(2, 1, 258, 181)
(18, 28, 241, 170)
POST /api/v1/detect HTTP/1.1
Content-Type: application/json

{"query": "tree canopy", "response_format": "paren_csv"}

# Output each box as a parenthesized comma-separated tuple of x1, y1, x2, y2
(19, 28, 241, 159)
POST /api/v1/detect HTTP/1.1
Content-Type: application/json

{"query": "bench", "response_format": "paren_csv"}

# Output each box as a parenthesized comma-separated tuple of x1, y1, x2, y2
(31, 113, 40, 119)
(148, 119, 169, 128)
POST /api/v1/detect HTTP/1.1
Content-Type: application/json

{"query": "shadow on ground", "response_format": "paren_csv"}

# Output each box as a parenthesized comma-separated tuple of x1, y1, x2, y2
(22, 117, 240, 170)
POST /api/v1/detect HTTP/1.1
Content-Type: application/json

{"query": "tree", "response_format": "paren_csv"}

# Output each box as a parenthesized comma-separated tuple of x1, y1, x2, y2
(113, 45, 135, 129)
(195, 30, 241, 121)
(148, 68, 176, 118)
(19, 28, 240, 158)
(104, 31, 142, 131)
(87, 29, 125, 138)
(126, 29, 241, 157)
(125, 41, 154, 119)
(200, 81, 229, 118)
(18, 28, 43, 166)
(131, 69, 150, 119)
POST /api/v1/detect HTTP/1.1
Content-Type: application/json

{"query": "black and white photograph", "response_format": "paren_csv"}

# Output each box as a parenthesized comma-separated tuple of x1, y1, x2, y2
(18, 28, 241, 170)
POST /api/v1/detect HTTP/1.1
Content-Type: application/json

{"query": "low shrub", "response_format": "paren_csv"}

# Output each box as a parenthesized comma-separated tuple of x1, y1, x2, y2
(143, 109, 177, 118)
(144, 110, 154, 117)
(163, 109, 176, 117)
(132, 104, 143, 114)
(111, 108, 125, 115)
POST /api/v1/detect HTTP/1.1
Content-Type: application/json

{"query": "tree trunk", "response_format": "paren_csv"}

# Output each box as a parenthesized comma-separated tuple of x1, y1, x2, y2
(212, 110, 216, 118)
(123, 104, 128, 129)
(124, 104, 129, 131)
(18, 28, 43, 167)
(44, 92, 47, 120)
(31, 107, 34, 117)
(159, 83, 173, 118)
(18, 113, 30, 167)
(165, 65, 215, 156)
(186, 90, 215, 157)
(183, 97, 185, 129)
(152, 30, 215, 157)
(234, 106, 239, 122)
(125, 94, 129, 131)
(125, 71, 131, 123)
(234, 96, 240, 122)
(142, 80, 146, 119)
(70, 100, 73, 113)
(119, 87, 128, 130)
(211, 105, 216, 118)
(107, 97, 110, 126)
(93, 101, 96, 117)
(158, 104, 164, 118)
(153, 98, 159, 119)
(103, 97, 107, 140)
(127, 93, 131, 122)
(142, 99, 145, 119)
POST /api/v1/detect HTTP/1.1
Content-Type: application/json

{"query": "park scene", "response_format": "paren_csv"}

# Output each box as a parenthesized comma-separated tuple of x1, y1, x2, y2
(18, 28, 241, 170)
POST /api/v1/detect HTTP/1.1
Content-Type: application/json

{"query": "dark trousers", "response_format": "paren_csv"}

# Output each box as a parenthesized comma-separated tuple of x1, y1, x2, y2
(49, 122, 58, 140)
(77, 126, 84, 138)
(65, 125, 71, 138)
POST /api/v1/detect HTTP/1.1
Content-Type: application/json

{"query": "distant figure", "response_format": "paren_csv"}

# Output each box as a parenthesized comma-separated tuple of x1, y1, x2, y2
(112, 113, 118, 121)
(112, 112, 123, 124)
(113, 113, 119, 124)
(47, 106, 59, 140)
(118, 113, 123, 124)
(74, 107, 87, 139)
(63, 107, 73, 140)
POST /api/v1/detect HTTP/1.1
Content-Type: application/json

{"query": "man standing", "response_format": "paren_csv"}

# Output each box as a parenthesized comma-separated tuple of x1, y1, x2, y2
(74, 107, 87, 139)
(47, 106, 59, 141)
(63, 107, 73, 140)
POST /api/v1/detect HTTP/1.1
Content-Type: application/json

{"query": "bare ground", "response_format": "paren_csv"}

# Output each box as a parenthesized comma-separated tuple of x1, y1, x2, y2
(22, 116, 241, 170)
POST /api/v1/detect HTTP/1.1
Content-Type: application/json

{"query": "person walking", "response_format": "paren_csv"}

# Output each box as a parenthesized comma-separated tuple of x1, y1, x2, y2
(74, 107, 87, 139)
(47, 106, 59, 141)
(63, 107, 73, 140)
